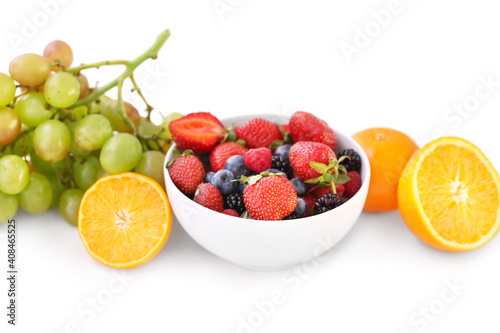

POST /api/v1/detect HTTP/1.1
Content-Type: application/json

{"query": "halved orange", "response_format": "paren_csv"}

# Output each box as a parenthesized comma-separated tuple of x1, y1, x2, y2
(398, 137, 500, 251)
(78, 172, 172, 268)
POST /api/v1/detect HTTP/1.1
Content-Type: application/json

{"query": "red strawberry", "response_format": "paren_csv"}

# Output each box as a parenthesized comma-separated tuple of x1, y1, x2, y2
(209, 142, 248, 172)
(244, 148, 272, 173)
(281, 124, 290, 133)
(336, 184, 345, 197)
(169, 112, 225, 154)
(193, 183, 224, 212)
(234, 118, 282, 148)
(222, 209, 240, 217)
(168, 154, 205, 195)
(289, 111, 336, 150)
(302, 194, 316, 217)
(289, 141, 335, 180)
(344, 171, 361, 198)
(311, 184, 345, 199)
(243, 175, 297, 220)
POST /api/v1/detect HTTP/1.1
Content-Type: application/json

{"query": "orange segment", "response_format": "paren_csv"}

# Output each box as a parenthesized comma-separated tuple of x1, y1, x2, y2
(78, 172, 172, 268)
(398, 137, 500, 251)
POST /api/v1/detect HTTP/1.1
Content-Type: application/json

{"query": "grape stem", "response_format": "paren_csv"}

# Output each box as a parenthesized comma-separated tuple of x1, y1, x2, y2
(129, 74, 154, 119)
(68, 29, 171, 134)
(116, 78, 135, 134)
(64, 60, 129, 73)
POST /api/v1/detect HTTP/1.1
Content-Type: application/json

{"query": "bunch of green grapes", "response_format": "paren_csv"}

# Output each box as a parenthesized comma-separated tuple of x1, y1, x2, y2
(0, 38, 180, 226)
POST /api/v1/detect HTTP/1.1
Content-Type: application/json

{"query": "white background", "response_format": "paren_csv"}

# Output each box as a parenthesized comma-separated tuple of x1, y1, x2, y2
(1, 0, 500, 332)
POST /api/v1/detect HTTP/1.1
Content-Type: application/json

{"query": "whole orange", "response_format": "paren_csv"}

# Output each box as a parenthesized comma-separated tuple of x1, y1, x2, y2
(352, 128, 419, 212)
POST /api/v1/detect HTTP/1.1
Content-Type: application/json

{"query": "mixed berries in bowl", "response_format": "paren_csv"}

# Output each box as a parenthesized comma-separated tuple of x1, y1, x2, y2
(163, 111, 370, 270)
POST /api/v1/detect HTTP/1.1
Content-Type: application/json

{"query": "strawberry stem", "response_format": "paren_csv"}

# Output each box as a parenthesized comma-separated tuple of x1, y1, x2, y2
(331, 182, 337, 195)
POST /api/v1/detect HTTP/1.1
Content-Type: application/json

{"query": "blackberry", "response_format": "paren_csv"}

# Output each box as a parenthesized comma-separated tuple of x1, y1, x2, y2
(271, 155, 293, 178)
(225, 193, 246, 215)
(314, 193, 344, 215)
(283, 212, 302, 220)
(338, 149, 362, 173)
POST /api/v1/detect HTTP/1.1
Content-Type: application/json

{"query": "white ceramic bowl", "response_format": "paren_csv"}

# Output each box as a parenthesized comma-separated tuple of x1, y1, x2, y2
(164, 114, 370, 271)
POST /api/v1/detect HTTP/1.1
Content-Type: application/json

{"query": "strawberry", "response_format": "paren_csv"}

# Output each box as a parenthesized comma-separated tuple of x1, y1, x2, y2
(209, 142, 248, 172)
(243, 174, 297, 220)
(234, 118, 282, 148)
(244, 148, 272, 173)
(302, 194, 316, 217)
(336, 184, 345, 197)
(289, 141, 335, 180)
(344, 171, 361, 198)
(169, 112, 225, 154)
(167, 152, 205, 196)
(281, 124, 290, 133)
(289, 111, 336, 150)
(193, 183, 224, 212)
(222, 209, 240, 217)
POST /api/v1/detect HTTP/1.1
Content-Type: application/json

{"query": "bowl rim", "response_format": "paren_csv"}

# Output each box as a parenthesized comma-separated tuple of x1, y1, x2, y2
(164, 113, 371, 225)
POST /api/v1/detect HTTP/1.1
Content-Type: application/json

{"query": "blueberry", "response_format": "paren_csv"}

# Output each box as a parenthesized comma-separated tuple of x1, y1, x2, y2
(266, 168, 284, 175)
(237, 182, 246, 195)
(224, 155, 250, 179)
(290, 178, 306, 196)
(274, 144, 292, 159)
(211, 170, 237, 196)
(204, 171, 215, 183)
(294, 197, 306, 215)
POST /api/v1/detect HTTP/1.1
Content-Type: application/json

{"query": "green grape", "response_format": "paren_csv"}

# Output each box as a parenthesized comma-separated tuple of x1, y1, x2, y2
(14, 92, 53, 127)
(72, 105, 88, 120)
(100, 133, 142, 174)
(101, 99, 141, 133)
(159, 112, 183, 139)
(137, 119, 163, 150)
(0, 155, 30, 195)
(0, 73, 16, 107)
(65, 121, 90, 157)
(43, 40, 73, 72)
(12, 132, 34, 157)
(96, 167, 109, 179)
(74, 114, 113, 151)
(18, 173, 52, 213)
(74, 155, 100, 191)
(134, 151, 166, 188)
(44, 72, 80, 108)
(0, 146, 13, 158)
(9, 53, 50, 87)
(33, 120, 71, 162)
(58, 189, 83, 226)
(138, 119, 162, 137)
(30, 150, 66, 174)
(0, 191, 18, 222)
(89, 95, 111, 114)
(46, 173, 66, 209)
(0, 107, 22, 146)
(75, 74, 89, 100)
